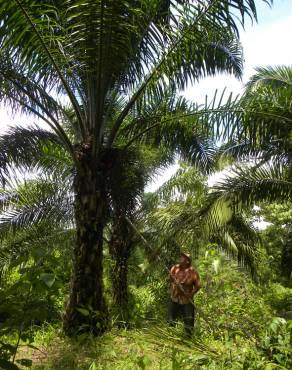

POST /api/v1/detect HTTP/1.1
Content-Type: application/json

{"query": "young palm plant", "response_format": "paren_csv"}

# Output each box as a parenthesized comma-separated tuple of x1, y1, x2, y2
(0, 0, 271, 333)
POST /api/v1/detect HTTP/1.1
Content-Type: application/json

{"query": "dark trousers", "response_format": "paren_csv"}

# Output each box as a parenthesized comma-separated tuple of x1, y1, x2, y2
(168, 300, 195, 336)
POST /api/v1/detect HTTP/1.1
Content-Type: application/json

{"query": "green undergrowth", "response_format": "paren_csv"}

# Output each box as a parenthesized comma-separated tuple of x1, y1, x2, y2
(14, 316, 291, 370)
(1, 250, 291, 369)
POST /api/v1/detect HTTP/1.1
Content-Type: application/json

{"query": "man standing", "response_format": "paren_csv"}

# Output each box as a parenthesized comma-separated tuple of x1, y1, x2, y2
(169, 252, 201, 336)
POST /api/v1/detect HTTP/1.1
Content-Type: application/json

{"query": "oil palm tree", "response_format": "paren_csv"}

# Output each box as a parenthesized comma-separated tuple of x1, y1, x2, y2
(0, 95, 219, 326)
(0, 132, 216, 323)
(0, 0, 270, 333)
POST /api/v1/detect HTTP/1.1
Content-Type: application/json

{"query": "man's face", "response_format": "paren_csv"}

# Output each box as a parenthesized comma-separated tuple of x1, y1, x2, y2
(179, 254, 190, 267)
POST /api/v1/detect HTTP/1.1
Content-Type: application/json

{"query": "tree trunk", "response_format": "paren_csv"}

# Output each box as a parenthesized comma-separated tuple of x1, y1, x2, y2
(63, 145, 108, 335)
(109, 215, 133, 323)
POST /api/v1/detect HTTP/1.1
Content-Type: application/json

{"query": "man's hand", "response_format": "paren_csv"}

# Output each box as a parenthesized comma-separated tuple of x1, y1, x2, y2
(185, 291, 194, 300)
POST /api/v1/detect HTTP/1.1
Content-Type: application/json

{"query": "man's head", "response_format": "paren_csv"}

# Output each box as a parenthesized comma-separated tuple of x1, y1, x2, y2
(179, 252, 191, 268)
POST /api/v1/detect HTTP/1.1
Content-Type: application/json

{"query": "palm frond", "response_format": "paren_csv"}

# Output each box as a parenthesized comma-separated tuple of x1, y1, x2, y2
(0, 0, 270, 148)
(228, 213, 259, 244)
(212, 229, 258, 277)
(201, 161, 292, 242)
(106, 0, 272, 145)
(0, 176, 73, 239)
(238, 66, 292, 149)
(120, 89, 242, 173)
(210, 162, 292, 209)
(0, 54, 79, 151)
(218, 139, 291, 166)
(246, 65, 292, 90)
(13, 0, 84, 127)
(150, 165, 206, 204)
(140, 164, 260, 273)
(0, 225, 74, 277)
(0, 126, 71, 185)
(107, 11, 245, 144)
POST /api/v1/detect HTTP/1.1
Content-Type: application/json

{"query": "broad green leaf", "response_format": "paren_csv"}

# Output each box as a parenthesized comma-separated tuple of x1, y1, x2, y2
(76, 308, 89, 316)
(39, 273, 56, 288)
(31, 248, 46, 262)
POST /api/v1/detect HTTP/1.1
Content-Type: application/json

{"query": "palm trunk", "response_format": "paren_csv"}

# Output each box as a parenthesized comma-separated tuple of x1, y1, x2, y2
(63, 145, 108, 335)
(109, 215, 133, 323)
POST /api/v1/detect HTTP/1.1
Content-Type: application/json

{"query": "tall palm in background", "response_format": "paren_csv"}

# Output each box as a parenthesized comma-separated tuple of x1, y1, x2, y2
(205, 66, 292, 227)
(0, 0, 270, 333)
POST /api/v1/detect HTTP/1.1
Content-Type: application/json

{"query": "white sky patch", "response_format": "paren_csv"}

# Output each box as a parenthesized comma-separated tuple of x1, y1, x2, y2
(145, 162, 180, 192)
(253, 205, 261, 212)
(207, 167, 232, 187)
(184, 2, 292, 104)
(0, 103, 47, 134)
(252, 205, 272, 231)
(0, 106, 30, 133)
(253, 218, 272, 230)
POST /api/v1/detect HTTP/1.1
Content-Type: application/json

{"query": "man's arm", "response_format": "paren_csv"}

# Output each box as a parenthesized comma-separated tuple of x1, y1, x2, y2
(192, 270, 201, 295)
(168, 265, 175, 282)
(169, 265, 178, 282)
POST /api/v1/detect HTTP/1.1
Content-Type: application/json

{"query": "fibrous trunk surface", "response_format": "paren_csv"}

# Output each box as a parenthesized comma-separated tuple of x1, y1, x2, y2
(64, 144, 107, 335)
(109, 215, 133, 324)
